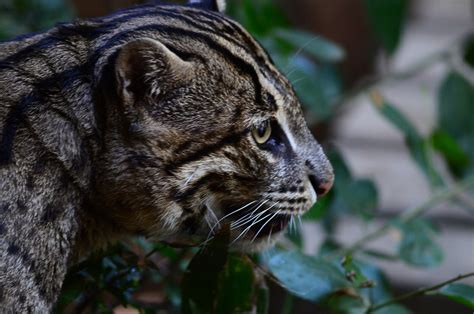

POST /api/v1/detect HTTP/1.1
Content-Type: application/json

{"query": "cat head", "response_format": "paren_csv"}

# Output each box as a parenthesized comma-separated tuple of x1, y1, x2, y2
(96, 1, 334, 250)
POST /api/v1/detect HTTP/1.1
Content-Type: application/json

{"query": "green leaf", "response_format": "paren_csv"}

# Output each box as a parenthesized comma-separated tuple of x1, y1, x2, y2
(439, 283, 474, 309)
(430, 129, 470, 177)
(228, 0, 289, 36)
(317, 238, 342, 257)
(370, 92, 444, 187)
(285, 55, 342, 120)
(364, 0, 408, 54)
(182, 226, 257, 314)
(373, 304, 412, 314)
(463, 34, 474, 68)
(256, 284, 269, 314)
(355, 262, 392, 304)
(396, 219, 443, 267)
(181, 226, 231, 313)
(329, 151, 378, 216)
(328, 148, 352, 182)
(345, 179, 378, 219)
(215, 255, 255, 313)
(274, 28, 345, 63)
(304, 190, 333, 220)
(351, 262, 410, 314)
(438, 71, 474, 177)
(262, 248, 349, 302)
(325, 295, 368, 314)
(314, 149, 378, 229)
(341, 255, 374, 289)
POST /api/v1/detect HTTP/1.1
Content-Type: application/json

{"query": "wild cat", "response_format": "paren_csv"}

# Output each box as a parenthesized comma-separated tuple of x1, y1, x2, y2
(0, 0, 333, 310)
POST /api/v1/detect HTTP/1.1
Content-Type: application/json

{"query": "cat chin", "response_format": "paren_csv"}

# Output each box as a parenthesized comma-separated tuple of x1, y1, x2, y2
(149, 222, 287, 253)
(230, 231, 285, 253)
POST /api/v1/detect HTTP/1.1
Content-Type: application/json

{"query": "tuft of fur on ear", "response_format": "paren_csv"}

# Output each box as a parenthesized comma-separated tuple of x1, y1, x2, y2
(115, 38, 193, 105)
(188, 0, 226, 13)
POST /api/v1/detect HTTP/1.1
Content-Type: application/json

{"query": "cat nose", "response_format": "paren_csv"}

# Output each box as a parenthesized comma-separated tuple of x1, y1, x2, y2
(309, 174, 334, 197)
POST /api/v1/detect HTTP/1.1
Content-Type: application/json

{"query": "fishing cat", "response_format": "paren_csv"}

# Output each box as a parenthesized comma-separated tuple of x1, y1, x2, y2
(0, 0, 334, 311)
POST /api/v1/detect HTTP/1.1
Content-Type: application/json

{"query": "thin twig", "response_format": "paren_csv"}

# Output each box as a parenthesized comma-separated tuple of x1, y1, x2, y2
(333, 175, 474, 258)
(367, 272, 474, 313)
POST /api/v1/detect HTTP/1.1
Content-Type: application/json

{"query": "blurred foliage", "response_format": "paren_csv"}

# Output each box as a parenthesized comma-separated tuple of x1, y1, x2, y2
(1, 0, 473, 313)
(438, 283, 474, 309)
(363, 0, 408, 54)
(0, 0, 72, 40)
(370, 92, 444, 187)
(394, 218, 443, 268)
(437, 71, 474, 178)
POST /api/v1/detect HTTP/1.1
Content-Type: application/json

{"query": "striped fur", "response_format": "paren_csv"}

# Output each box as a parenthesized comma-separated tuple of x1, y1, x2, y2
(0, 2, 333, 311)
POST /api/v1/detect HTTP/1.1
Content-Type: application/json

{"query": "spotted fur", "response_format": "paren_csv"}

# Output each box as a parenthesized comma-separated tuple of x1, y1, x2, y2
(0, 0, 333, 310)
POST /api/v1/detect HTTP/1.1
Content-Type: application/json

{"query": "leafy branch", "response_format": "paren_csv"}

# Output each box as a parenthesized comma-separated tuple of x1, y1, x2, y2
(367, 272, 474, 313)
(334, 175, 474, 258)
(333, 47, 452, 115)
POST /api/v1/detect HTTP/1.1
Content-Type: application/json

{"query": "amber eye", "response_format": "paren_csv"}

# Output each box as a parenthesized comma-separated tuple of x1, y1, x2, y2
(252, 120, 272, 144)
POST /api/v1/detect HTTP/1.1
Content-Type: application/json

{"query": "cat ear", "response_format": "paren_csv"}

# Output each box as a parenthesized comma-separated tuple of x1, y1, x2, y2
(188, 0, 226, 13)
(115, 38, 193, 105)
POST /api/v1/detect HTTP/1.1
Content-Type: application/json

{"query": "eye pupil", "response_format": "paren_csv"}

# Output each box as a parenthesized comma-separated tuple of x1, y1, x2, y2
(257, 125, 267, 137)
(252, 120, 272, 144)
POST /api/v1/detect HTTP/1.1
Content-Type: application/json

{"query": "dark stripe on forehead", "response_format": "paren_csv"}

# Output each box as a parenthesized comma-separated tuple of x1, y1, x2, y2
(165, 129, 249, 173)
(114, 7, 290, 93)
(181, 9, 290, 93)
(92, 24, 264, 105)
(157, 9, 254, 55)
(2, 5, 278, 91)
(109, 5, 275, 71)
(187, 8, 275, 66)
(125, 8, 281, 84)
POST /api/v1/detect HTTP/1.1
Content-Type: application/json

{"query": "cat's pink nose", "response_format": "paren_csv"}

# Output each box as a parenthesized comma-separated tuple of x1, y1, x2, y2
(309, 174, 334, 197)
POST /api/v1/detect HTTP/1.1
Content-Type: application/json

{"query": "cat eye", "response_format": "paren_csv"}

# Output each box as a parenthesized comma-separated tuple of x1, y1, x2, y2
(252, 120, 272, 144)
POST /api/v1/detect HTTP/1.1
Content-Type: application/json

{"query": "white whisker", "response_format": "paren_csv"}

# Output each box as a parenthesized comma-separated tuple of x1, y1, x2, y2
(230, 200, 265, 227)
(290, 77, 305, 87)
(231, 208, 269, 229)
(285, 67, 297, 80)
(251, 209, 282, 242)
(208, 200, 258, 235)
(207, 204, 219, 226)
(267, 226, 273, 247)
(230, 211, 252, 227)
(284, 37, 318, 74)
(231, 209, 275, 244)
(183, 172, 196, 187)
(231, 202, 280, 244)
(297, 215, 303, 231)
(288, 216, 293, 234)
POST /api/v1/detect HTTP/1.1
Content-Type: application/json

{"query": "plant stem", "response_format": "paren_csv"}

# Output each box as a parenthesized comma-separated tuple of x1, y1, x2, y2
(335, 175, 474, 258)
(367, 272, 474, 313)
